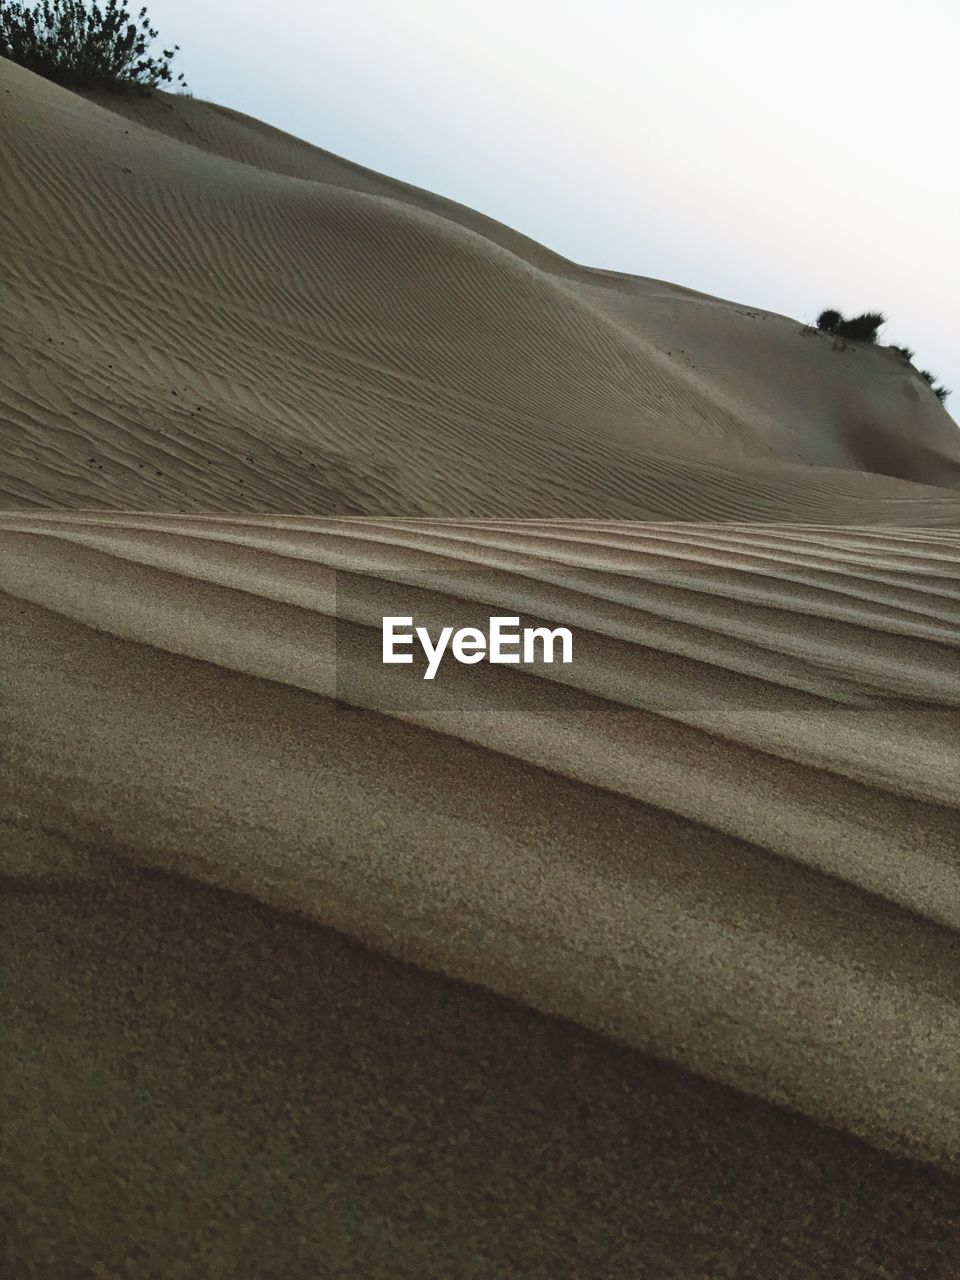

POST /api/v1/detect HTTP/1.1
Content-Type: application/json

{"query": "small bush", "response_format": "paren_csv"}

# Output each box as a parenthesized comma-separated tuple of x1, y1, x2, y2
(815, 308, 885, 343)
(818, 312, 950, 408)
(0, 0, 185, 92)
(834, 311, 885, 343)
(918, 371, 950, 402)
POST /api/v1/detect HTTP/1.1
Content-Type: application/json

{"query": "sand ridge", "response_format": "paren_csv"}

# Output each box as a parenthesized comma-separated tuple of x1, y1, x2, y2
(3, 58, 960, 520)
(3, 53, 960, 1276)
(3, 511, 959, 1175)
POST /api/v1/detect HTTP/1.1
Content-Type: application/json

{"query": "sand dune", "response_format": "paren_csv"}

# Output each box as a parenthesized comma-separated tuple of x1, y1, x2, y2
(3, 510, 960, 1175)
(3, 58, 960, 521)
(2, 55, 960, 1277)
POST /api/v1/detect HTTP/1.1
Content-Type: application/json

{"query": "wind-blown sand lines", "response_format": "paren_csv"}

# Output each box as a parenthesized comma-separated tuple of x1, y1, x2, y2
(5, 57, 960, 521)
(2, 512, 959, 1177)
(4, 51, 960, 1275)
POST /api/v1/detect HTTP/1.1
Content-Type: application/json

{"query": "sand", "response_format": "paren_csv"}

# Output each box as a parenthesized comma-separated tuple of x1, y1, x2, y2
(2, 57, 960, 1278)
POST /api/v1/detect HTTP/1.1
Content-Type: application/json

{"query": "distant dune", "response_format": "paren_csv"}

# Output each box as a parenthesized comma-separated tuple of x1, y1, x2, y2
(2, 57, 960, 1279)
(3, 59, 960, 521)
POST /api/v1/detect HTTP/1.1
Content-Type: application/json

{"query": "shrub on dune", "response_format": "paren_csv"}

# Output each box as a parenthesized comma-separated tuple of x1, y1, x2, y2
(816, 308, 885, 343)
(920, 370, 950, 401)
(905, 352, 952, 404)
(818, 311, 951, 406)
(834, 311, 886, 343)
(0, 0, 185, 91)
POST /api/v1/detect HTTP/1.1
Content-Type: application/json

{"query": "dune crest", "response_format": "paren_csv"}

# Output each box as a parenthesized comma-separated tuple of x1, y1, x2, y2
(2, 57, 960, 520)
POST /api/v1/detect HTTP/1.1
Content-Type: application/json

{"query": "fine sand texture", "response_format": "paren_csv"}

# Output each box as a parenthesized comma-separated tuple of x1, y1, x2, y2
(2, 57, 960, 1278)
(4, 58, 960, 522)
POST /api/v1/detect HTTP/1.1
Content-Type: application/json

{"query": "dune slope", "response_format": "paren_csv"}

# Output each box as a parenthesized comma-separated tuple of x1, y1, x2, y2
(3, 510, 960, 1176)
(2, 58, 960, 1277)
(2, 58, 960, 520)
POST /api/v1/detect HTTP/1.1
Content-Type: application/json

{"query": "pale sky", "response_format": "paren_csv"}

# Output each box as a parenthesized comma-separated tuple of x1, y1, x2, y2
(148, 0, 958, 420)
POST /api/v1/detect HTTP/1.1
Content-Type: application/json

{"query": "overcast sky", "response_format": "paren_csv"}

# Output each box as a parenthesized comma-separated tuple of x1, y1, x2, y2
(148, 0, 958, 420)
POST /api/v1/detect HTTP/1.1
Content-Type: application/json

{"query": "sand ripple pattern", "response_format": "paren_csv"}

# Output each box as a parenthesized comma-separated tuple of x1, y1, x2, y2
(3, 59, 960, 521)
(2, 512, 959, 1172)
